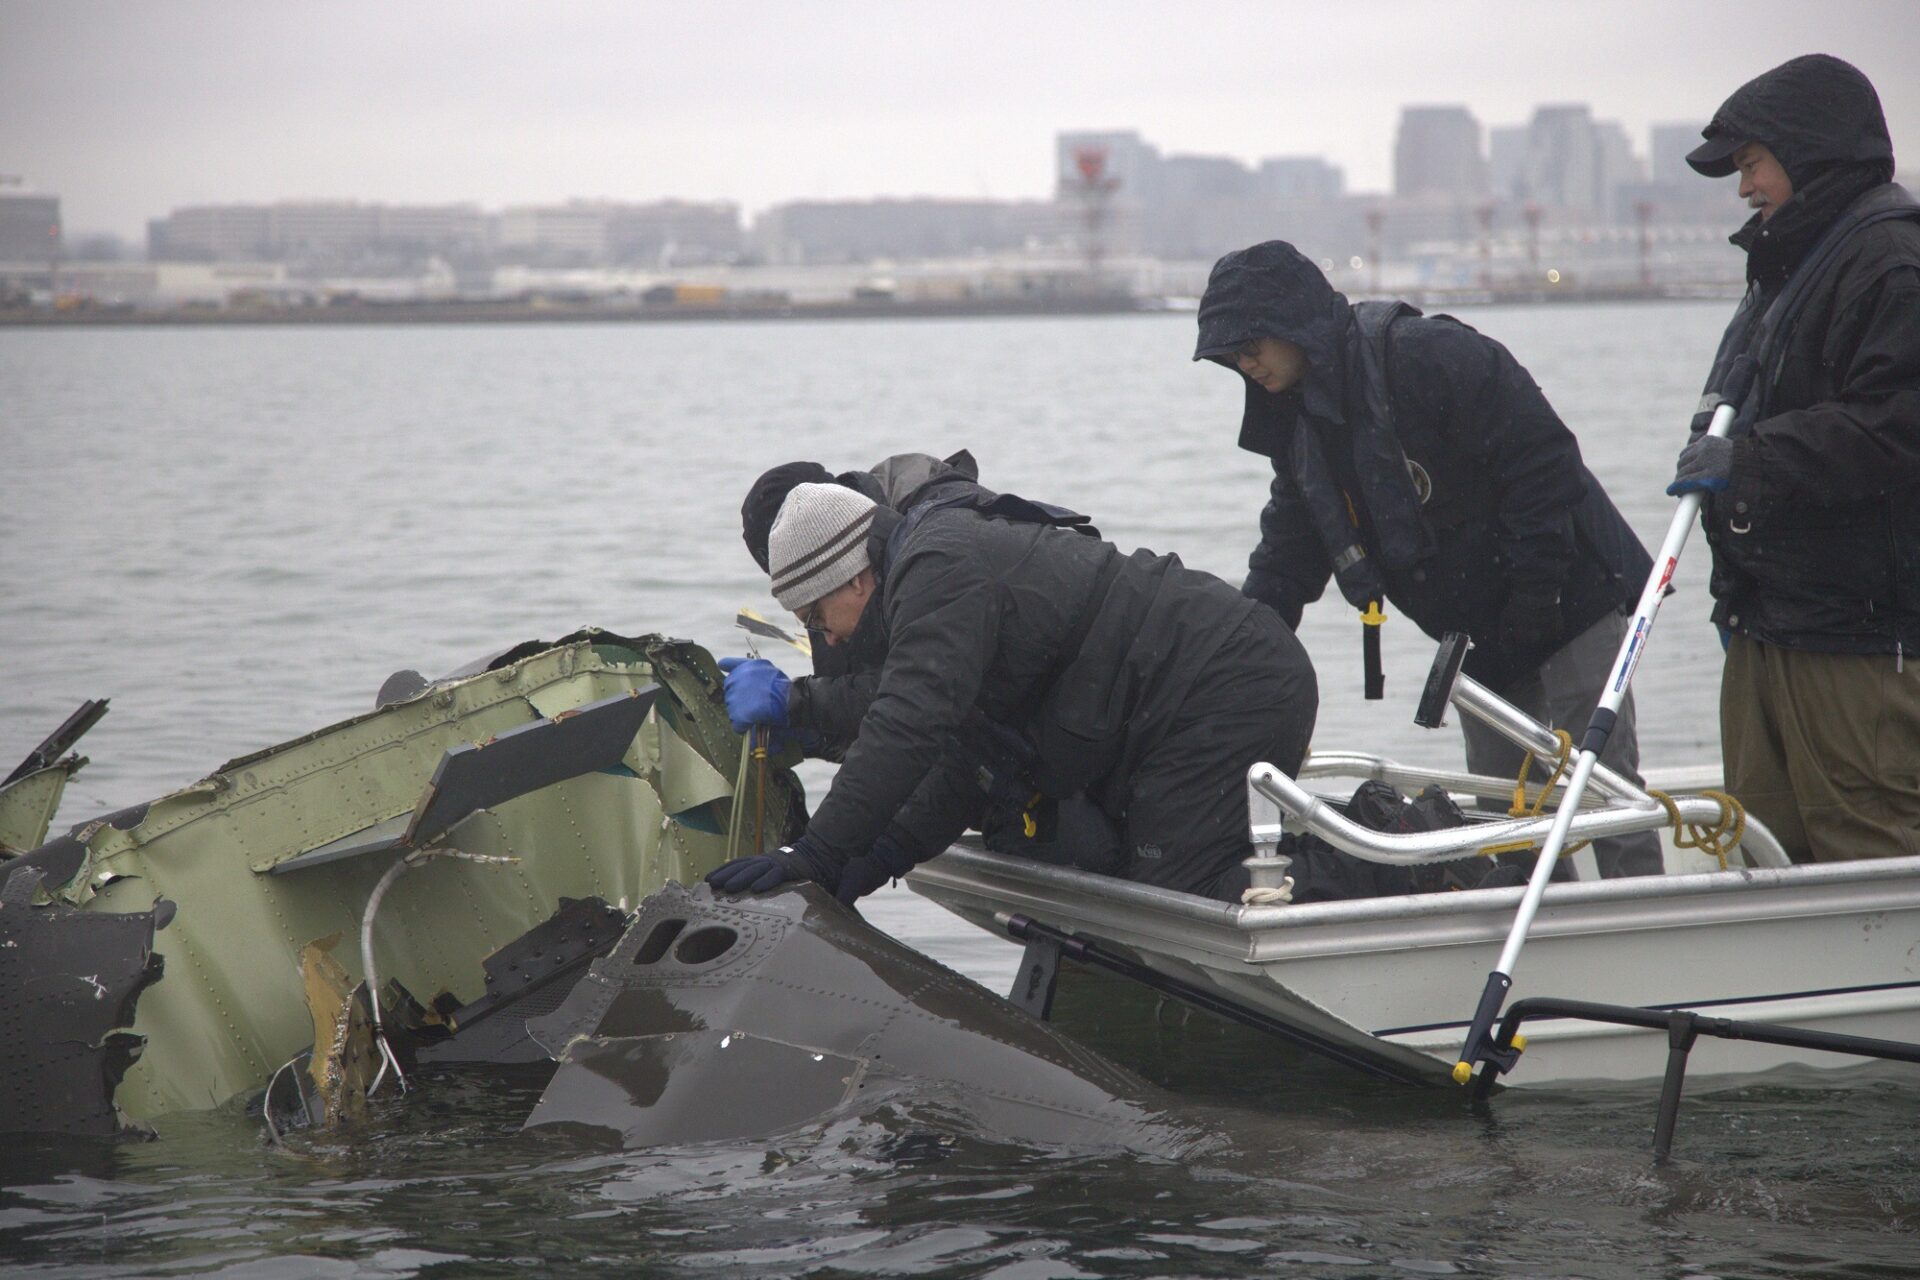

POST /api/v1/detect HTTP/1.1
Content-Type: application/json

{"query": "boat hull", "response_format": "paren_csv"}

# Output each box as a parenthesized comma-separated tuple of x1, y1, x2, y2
(907, 846, 1920, 1085)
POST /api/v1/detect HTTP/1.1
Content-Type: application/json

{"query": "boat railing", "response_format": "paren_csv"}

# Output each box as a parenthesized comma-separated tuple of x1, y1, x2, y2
(1245, 659, 1791, 881)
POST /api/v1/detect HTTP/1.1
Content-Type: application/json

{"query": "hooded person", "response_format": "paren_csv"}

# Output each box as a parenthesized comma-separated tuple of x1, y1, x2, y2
(705, 480, 1319, 905)
(1195, 239, 1661, 879)
(1668, 54, 1920, 863)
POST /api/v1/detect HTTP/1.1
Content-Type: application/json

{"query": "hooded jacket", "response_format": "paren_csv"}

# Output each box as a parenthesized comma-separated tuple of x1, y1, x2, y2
(1688, 55, 1920, 653)
(1194, 241, 1651, 691)
(765, 452, 1100, 744)
(803, 506, 1273, 869)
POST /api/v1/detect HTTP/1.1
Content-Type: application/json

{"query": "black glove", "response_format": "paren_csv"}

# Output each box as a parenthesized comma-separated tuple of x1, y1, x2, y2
(1496, 592, 1562, 656)
(706, 832, 841, 896)
(833, 834, 917, 906)
(1243, 568, 1305, 630)
(1666, 434, 1734, 495)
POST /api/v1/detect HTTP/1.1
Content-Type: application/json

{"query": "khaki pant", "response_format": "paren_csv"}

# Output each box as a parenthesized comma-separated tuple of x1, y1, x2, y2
(1722, 637, 1920, 863)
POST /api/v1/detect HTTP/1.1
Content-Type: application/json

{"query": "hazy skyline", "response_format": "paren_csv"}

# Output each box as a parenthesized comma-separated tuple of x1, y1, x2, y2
(5, 0, 1918, 239)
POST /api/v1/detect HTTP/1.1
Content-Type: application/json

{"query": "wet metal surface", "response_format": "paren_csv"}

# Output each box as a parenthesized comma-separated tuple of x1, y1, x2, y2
(0, 864, 169, 1138)
(525, 882, 1198, 1154)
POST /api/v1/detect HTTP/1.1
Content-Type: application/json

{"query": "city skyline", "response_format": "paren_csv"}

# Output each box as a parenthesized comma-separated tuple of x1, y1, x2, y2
(5, 0, 1918, 239)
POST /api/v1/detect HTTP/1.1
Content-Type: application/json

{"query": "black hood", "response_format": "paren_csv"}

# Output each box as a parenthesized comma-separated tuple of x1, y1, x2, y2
(1687, 54, 1894, 187)
(1194, 240, 1352, 454)
(741, 461, 834, 572)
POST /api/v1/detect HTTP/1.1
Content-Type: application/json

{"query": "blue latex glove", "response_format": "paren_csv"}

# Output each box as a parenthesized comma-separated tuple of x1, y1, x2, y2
(1666, 435, 1733, 495)
(1718, 624, 1731, 653)
(718, 656, 790, 735)
(706, 833, 841, 896)
(833, 834, 918, 906)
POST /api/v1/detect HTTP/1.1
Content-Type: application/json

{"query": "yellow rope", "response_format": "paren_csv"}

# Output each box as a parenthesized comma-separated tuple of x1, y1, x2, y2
(1478, 729, 1590, 858)
(1647, 788, 1747, 870)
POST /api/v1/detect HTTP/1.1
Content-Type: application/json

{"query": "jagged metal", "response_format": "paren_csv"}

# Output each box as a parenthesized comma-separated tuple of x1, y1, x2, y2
(3, 630, 800, 1125)
(0, 862, 170, 1137)
(523, 882, 1203, 1155)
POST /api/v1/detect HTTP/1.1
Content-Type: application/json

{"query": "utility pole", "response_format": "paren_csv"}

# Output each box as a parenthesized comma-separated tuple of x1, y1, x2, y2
(1635, 199, 1656, 293)
(1064, 146, 1120, 293)
(1475, 201, 1495, 292)
(1365, 208, 1385, 294)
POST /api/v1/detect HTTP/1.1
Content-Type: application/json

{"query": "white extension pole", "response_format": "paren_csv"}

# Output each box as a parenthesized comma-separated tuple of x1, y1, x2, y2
(1452, 354, 1758, 1085)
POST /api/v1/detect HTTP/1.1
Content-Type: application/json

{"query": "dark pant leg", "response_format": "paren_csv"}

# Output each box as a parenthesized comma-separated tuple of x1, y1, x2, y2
(1120, 609, 1318, 901)
(1461, 610, 1665, 878)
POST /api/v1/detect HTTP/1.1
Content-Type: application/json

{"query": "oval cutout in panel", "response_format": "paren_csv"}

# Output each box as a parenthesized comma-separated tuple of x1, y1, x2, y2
(673, 925, 739, 965)
(634, 918, 687, 965)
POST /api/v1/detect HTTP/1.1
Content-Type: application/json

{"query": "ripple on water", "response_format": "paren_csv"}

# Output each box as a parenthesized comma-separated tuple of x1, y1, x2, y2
(4, 310, 1919, 1277)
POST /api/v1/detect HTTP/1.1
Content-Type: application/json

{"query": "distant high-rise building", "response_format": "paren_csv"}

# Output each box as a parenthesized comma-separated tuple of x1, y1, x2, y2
(604, 200, 741, 265)
(0, 186, 62, 261)
(374, 204, 486, 254)
(1159, 153, 1261, 201)
(752, 198, 1046, 264)
(496, 202, 613, 262)
(1489, 125, 1528, 202)
(1394, 106, 1488, 200)
(148, 204, 272, 261)
(1649, 123, 1707, 185)
(148, 200, 485, 263)
(1054, 130, 1159, 203)
(1523, 104, 1604, 213)
(1593, 120, 1645, 217)
(1259, 156, 1344, 202)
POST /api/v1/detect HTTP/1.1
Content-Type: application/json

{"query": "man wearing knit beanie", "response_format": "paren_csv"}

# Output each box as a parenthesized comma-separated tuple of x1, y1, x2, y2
(768, 483, 879, 620)
(713, 483, 883, 797)
(707, 474, 1320, 906)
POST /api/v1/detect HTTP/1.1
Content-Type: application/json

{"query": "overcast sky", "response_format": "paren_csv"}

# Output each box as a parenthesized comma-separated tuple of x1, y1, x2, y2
(5, 0, 1917, 238)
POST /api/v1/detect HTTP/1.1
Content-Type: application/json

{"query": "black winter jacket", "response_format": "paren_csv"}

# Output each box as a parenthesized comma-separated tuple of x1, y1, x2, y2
(785, 452, 1099, 746)
(1195, 241, 1651, 690)
(804, 506, 1260, 862)
(1688, 56, 1920, 654)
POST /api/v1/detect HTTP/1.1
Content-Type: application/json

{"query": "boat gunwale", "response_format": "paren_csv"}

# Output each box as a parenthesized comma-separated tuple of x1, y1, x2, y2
(910, 843, 1920, 950)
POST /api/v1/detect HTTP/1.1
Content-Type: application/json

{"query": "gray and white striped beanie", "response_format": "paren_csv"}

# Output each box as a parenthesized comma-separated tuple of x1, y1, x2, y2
(768, 482, 878, 610)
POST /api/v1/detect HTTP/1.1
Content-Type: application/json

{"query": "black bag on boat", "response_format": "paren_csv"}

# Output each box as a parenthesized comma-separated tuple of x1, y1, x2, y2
(1285, 780, 1495, 903)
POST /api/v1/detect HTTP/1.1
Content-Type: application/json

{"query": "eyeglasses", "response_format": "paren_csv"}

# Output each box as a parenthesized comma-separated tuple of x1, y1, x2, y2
(795, 598, 824, 632)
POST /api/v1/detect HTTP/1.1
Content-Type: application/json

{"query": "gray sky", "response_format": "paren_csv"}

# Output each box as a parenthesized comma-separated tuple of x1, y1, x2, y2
(5, 0, 1917, 238)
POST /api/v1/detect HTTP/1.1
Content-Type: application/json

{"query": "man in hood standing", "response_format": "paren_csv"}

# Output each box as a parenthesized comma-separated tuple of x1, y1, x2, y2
(1196, 241, 1660, 878)
(1668, 54, 1920, 863)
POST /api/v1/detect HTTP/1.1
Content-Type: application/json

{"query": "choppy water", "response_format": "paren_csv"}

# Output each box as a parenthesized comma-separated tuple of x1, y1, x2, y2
(4, 306, 1917, 1277)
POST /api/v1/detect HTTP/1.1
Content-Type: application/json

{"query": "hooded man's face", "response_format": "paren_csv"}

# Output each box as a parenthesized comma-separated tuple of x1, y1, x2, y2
(1733, 142, 1794, 221)
(1234, 338, 1310, 394)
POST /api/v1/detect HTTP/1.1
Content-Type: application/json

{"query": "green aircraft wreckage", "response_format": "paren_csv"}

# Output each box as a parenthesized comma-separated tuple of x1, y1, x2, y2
(0, 629, 808, 1137)
(1, 626, 1192, 1156)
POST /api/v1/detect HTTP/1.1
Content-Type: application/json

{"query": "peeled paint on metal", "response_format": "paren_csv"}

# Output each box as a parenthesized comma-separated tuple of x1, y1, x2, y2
(298, 931, 374, 1128)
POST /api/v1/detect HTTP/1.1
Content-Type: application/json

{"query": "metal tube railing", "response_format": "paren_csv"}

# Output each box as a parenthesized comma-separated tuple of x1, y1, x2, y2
(1246, 762, 1790, 869)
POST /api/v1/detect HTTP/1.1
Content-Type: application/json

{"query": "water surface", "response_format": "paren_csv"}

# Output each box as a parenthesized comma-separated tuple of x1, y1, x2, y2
(4, 306, 1916, 1277)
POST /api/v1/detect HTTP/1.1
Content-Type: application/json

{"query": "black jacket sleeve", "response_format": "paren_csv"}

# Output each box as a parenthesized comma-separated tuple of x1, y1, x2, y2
(1727, 263, 1920, 512)
(1400, 321, 1588, 602)
(803, 520, 1003, 860)
(1247, 461, 1333, 627)
(787, 670, 879, 745)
